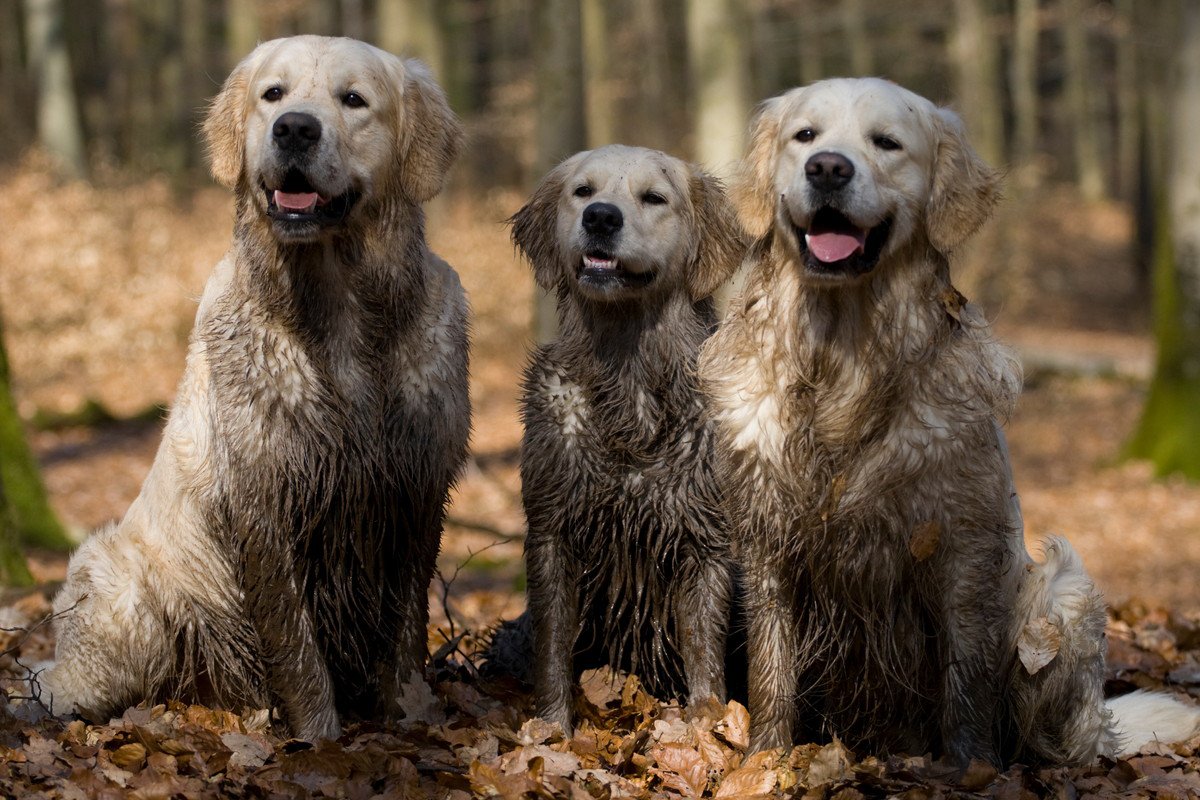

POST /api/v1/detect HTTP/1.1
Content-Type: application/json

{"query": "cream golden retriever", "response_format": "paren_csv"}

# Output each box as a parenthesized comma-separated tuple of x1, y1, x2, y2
(39, 36, 469, 741)
(511, 145, 745, 734)
(700, 77, 1200, 764)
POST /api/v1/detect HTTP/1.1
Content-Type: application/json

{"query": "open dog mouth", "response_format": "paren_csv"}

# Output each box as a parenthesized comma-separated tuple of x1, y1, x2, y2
(794, 206, 891, 278)
(577, 248, 655, 290)
(263, 169, 358, 227)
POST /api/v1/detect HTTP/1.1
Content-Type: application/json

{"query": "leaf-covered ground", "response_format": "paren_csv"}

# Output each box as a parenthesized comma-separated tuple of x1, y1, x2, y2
(2, 167, 1200, 797)
(3, 591, 1200, 799)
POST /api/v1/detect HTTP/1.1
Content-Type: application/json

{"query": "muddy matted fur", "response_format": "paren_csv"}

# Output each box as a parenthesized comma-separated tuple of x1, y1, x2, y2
(41, 36, 469, 741)
(701, 78, 1199, 765)
(511, 146, 744, 734)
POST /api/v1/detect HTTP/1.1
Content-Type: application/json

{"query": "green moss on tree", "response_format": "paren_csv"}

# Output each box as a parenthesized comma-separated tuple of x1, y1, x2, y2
(0, 474, 34, 586)
(1126, 189, 1200, 479)
(0, 315, 72, 550)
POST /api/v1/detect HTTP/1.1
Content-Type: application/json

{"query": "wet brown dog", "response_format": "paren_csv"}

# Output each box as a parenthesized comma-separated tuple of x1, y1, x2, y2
(41, 36, 469, 740)
(701, 78, 1199, 765)
(513, 145, 744, 734)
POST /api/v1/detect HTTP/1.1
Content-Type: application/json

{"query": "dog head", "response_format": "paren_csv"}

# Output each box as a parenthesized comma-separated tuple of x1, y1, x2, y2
(511, 145, 743, 304)
(736, 77, 1001, 283)
(203, 35, 462, 243)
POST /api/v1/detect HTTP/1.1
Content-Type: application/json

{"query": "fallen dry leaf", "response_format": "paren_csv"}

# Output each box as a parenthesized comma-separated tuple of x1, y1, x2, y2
(1019, 616, 1063, 674)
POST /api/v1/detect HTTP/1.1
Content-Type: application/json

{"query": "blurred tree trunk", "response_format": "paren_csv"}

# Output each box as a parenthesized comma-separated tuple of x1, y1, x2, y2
(227, 0, 259, 64)
(630, 0, 673, 150)
(0, 313, 71, 553)
(25, 0, 87, 177)
(951, 0, 1003, 166)
(532, 0, 585, 343)
(1062, 0, 1105, 199)
(1114, 0, 1139, 201)
(304, 0, 339, 36)
(378, 0, 448, 84)
(0, 2, 31, 152)
(0, 475, 34, 587)
(342, 0, 366, 40)
(841, 0, 871, 76)
(1127, 0, 1200, 479)
(181, 0, 207, 174)
(1010, 0, 1039, 168)
(797, 0, 824, 84)
(687, 0, 750, 175)
(582, 0, 615, 147)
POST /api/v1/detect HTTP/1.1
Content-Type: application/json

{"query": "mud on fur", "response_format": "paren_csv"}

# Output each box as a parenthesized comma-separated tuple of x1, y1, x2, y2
(38, 36, 470, 740)
(501, 145, 747, 734)
(701, 77, 1200, 766)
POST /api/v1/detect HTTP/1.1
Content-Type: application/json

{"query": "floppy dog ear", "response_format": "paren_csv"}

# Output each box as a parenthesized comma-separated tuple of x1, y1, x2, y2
(687, 169, 746, 301)
(509, 158, 574, 292)
(203, 45, 270, 189)
(733, 95, 787, 239)
(926, 108, 1003, 254)
(397, 59, 463, 203)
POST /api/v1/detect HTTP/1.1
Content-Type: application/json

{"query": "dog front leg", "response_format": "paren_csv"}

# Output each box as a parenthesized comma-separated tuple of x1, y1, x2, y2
(678, 555, 731, 708)
(243, 556, 340, 742)
(745, 555, 799, 752)
(526, 531, 578, 735)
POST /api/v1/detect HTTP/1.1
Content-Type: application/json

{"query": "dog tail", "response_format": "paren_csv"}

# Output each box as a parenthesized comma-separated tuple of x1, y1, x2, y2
(1010, 537, 1200, 760)
(1106, 690, 1200, 755)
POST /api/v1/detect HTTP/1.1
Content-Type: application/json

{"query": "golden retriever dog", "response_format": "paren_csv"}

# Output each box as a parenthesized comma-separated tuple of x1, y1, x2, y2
(700, 77, 1200, 765)
(511, 145, 745, 734)
(39, 36, 469, 741)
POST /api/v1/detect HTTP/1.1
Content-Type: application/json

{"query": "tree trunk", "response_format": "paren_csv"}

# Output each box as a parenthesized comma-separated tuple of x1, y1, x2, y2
(378, 0, 448, 82)
(1010, 0, 1040, 168)
(951, 0, 1004, 166)
(1062, 0, 1105, 200)
(0, 313, 70, 551)
(686, 0, 750, 175)
(25, 0, 87, 178)
(227, 0, 259, 64)
(531, 0, 586, 343)
(630, 0, 674, 150)
(841, 0, 871, 76)
(797, 0, 824, 85)
(1127, 0, 1200, 479)
(1114, 0, 1139, 201)
(0, 473, 34, 587)
(582, 0, 615, 147)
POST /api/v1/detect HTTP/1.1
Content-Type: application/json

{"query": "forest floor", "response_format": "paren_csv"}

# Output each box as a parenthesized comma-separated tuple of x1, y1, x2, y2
(1, 161, 1199, 797)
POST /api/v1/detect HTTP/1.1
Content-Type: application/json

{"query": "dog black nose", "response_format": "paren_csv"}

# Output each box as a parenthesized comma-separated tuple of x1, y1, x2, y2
(582, 202, 623, 236)
(272, 112, 322, 152)
(805, 151, 855, 191)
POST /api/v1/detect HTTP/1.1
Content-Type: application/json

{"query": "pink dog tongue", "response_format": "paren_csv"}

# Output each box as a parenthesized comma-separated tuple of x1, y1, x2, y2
(274, 190, 320, 211)
(805, 231, 865, 263)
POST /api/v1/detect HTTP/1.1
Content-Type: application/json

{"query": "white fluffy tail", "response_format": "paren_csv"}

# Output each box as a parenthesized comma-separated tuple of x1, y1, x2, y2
(1106, 689, 1200, 755)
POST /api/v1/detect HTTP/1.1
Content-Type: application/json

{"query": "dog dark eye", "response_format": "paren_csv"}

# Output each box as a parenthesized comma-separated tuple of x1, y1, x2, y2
(795, 128, 817, 143)
(343, 92, 368, 109)
(642, 191, 667, 206)
(263, 86, 284, 102)
(873, 135, 902, 151)
(573, 185, 593, 198)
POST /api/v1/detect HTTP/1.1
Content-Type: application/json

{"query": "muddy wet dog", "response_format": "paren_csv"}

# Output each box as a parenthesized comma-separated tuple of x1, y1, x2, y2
(41, 36, 469, 740)
(512, 145, 744, 734)
(701, 77, 1199, 764)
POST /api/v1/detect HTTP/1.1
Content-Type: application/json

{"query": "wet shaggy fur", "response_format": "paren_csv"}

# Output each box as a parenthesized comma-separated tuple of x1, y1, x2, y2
(41, 37, 469, 741)
(512, 146, 746, 734)
(700, 78, 1199, 765)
